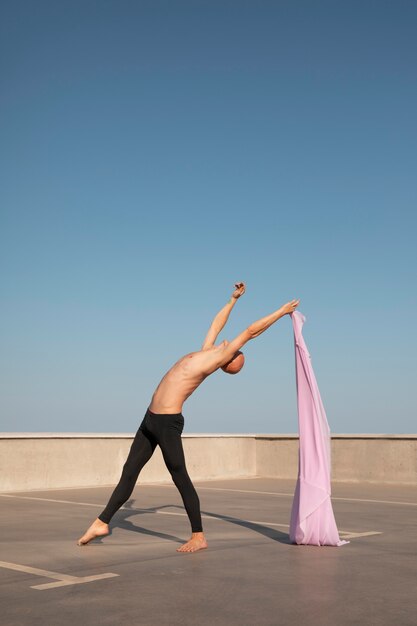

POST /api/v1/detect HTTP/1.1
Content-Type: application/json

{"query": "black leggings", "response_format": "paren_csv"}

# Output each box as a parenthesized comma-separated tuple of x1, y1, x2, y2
(98, 409, 203, 533)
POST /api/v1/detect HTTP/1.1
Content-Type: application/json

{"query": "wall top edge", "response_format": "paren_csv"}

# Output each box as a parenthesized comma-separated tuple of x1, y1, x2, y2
(0, 433, 416, 440)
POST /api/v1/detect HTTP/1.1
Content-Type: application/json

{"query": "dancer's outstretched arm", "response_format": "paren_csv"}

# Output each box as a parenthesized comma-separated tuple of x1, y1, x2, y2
(215, 299, 300, 367)
(246, 299, 300, 338)
(202, 282, 246, 349)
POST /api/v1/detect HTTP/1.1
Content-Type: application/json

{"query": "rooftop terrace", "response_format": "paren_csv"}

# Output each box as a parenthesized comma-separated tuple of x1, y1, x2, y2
(1, 476, 416, 626)
(1, 433, 416, 625)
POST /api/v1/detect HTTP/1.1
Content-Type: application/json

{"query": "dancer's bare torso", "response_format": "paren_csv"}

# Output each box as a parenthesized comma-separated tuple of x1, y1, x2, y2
(149, 342, 229, 414)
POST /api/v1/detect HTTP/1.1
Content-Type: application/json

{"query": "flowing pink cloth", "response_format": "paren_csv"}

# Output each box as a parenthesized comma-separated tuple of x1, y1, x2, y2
(289, 311, 348, 547)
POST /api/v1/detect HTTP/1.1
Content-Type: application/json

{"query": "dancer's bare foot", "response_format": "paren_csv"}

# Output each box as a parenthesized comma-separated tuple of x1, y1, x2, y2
(176, 532, 208, 553)
(77, 518, 109, 546)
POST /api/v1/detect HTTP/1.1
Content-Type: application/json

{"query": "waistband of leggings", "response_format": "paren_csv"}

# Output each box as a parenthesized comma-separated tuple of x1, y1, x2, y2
(146, 408, 184, 418)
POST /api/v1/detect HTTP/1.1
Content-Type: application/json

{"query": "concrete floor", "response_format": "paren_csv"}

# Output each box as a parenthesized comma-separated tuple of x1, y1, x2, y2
(1, 478, 416, 626)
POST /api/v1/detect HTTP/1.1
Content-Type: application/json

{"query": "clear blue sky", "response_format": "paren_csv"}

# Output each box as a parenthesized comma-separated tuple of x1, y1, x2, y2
(1, 0, 416, 433)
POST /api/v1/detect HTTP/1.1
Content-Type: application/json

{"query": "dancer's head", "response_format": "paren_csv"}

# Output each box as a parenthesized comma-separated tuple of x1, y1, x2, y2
(221, 350, 245, 375)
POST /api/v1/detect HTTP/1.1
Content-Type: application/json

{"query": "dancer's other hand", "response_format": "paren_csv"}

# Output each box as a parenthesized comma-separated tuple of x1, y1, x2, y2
(281, 299, 300, 315)
(232, 282, 246, 299)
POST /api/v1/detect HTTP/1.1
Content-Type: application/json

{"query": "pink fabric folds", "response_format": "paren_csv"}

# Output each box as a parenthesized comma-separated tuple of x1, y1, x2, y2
(289, 311, 348, 547)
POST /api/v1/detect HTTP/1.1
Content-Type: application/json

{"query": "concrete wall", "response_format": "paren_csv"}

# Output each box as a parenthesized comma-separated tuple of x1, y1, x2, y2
(0, 434, 256, 492)
(330, 436, 417, 483)
(0, 434, 416, 492)
(255, 435, 417, 484)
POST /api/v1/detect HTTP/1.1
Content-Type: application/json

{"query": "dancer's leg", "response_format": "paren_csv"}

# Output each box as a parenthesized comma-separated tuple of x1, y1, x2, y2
(99, 429, 156, 523)
(158, 422, 207, 553)
(78, 428, 156, 545)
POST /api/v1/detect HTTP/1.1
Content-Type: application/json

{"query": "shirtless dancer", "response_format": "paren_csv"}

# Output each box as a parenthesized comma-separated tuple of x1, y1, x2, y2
(78, 283, 299, 552)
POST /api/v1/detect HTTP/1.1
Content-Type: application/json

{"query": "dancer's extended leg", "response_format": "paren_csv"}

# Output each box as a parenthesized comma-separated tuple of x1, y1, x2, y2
(78, 429, 156, 545)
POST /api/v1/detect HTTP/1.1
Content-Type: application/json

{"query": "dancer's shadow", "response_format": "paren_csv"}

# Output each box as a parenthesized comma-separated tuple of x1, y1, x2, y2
(199, 507, 291, 545)
(108, 500, 291, 545)
(110, 500, 185, 545)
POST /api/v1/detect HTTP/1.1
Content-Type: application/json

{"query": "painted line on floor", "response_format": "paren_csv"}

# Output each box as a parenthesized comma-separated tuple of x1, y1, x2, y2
(2, 486, 415, 507)
(338, 531, 383, 539)
(0, 560, 118, 591)
(189, 486, 417, 507)
(0, 494, 103, 507)
(0, 494, 291, 527)
(0, 494, 382, 540)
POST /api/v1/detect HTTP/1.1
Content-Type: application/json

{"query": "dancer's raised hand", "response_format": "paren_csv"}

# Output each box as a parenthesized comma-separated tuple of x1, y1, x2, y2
(281, 299, 300, 315)
(232, 282, 246, 299)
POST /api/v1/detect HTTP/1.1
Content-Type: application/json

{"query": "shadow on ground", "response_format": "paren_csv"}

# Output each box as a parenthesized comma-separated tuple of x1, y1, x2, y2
(111, 500, 291, 545)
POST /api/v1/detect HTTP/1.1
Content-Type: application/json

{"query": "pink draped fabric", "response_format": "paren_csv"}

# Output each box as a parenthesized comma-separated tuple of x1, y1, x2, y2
(289, 311, 348, 547)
